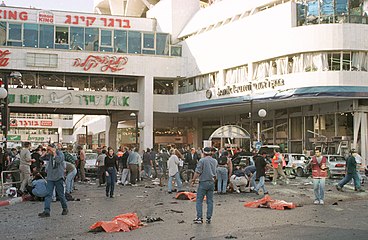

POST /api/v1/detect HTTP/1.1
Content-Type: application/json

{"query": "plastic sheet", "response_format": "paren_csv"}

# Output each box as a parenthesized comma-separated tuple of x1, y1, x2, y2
(90, 213, 141, 233)
(244, 195, 296, 210)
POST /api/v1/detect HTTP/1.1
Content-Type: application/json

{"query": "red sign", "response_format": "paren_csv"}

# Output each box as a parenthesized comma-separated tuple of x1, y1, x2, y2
(38, 11, 54, 23)
(65, 15, 131, 28)
(0, 9, 28, 21)
(73, 55, 128, 72)
(10, 119, 53, 127)
(0, 50, 10, 67)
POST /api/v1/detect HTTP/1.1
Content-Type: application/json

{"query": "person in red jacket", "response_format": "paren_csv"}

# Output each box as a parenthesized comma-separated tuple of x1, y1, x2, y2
(307, 148, 328, 205)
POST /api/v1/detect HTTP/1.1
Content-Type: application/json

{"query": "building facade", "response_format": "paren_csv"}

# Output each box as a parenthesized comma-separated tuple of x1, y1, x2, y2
(1, 0, 368, 167)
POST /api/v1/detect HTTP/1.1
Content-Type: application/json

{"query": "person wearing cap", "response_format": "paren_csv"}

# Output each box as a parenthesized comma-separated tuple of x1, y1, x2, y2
(191, 147, 218, 224)
(38, 144, 68, 218)
(336, 149, 365, 192)
(230, 162, 248, 193)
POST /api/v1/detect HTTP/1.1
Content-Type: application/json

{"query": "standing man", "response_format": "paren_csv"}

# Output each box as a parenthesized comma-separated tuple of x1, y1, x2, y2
(19, 142, 35, 193)
(191, 147, 218, 224)
(253, 152, 269, 195)
(142, 148, 152, 178)
(185, 147, 200, 182)
(38, 144, 68, 217)
(308, 149, 328, 205)
(120, 147, 130, 185)
(336, 149, 365, 192)
(271, 148, 289, 185)
(127, 148, 140, 186)
(95, 148, 106, 186)
(76, 146, 86, 182)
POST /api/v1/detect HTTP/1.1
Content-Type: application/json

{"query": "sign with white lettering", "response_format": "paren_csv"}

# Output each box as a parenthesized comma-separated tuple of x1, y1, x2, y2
(216, 78, 285, 96)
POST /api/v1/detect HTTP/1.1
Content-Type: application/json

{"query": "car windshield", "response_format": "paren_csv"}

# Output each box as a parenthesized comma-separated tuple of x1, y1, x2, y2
(85, 153, 98, 160)
(329, 156, 345, 162)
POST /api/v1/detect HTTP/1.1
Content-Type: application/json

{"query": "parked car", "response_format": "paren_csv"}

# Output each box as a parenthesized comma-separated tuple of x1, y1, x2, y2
(284, 153, 311, 177)
(326, 155, 346, 178)
(84, 152, 99, 176)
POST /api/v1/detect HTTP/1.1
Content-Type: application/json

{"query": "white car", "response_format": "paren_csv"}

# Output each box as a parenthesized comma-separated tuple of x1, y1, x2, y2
(84, 153, 99, 175)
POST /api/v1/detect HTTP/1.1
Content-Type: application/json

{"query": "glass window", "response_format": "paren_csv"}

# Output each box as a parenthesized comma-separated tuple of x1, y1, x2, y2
(114, 30, 127, 53)
(90, 76, 113, 91)
(328, 53, 341, 71)
(70, 27, 84, 50)
(297, 4, 306, 26)
(85, 28, 99, 51)
(55, 26, 69, 49)
(154, 80, 174, 95)
(101, 29, 112, 46)
(342, 52, 351, 70)
(128, 31, 141, 54)
(335, 0, 348, 15)
(23, 23, 38, 48)
(39, 73, 65, 89)
(143, 33, 155, 54)
(8, 23, 22, 41)
(114, 77, 137, 92)
(321, 0, 334, 16)
(0, 22, 6, 45)
(350, 0, 362, 16)
(156, 33, 169, 55)
(171, 45, 182, 56)
(65, 74, 89, 91)
(39, 25, 54, 49)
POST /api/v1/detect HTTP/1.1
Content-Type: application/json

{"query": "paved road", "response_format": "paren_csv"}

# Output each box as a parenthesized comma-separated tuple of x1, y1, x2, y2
(0, 177, 367, 240)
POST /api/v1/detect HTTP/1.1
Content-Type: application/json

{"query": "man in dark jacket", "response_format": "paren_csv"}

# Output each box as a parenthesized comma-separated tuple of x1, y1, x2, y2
(253, 152, 269, 195)
(336, 149, 365, 192)
(184, 147, 200, 181)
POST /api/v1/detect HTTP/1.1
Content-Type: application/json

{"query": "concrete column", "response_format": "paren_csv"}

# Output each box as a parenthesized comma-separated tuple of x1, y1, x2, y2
(108, 121, 118, 150)
(138, 75, 154, 151)
(192, 117, 202, 148)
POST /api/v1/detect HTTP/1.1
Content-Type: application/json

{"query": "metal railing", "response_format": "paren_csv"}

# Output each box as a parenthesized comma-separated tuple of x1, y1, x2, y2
(1, 170, 21, 197)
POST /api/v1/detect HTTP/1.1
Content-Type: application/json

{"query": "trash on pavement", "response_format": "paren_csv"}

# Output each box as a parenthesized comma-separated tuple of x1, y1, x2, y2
(244, 195, 296, 210)
(89, 213, 141, 233)
(170, 209, 183, 213)
(141, 216, 164, 223)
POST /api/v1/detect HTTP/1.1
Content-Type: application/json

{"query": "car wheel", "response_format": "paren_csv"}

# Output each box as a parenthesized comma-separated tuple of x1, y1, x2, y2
(296, 167, 304, 177)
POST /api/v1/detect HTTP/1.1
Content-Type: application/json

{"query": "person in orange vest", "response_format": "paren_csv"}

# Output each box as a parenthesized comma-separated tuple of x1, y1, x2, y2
(306, 148, 328, 205)
(271, 149, 289, 185)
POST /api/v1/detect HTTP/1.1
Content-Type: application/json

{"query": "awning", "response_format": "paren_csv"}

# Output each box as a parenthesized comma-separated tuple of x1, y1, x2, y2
(208, 125, 250, 140)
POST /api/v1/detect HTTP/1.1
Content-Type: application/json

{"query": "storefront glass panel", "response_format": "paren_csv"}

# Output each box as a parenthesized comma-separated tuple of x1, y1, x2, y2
(114, 30, 127, 53)
(23, 23, 38, 48)
(85, 28, 99, 51)
(39, 25, 54, 49)
(128, 31, 141, 54)
(70, 27, 84, 50)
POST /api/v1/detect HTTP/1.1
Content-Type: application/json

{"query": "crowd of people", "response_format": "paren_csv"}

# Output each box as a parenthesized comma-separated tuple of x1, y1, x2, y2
(1, 143, 366, 221)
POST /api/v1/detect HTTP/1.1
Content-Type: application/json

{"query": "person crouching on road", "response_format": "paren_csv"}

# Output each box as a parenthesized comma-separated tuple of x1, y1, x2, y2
(191, 147, 218, 224)
(230, 163, 248, 193)
(38, 144, 68, 218)
(167, 149, 182, 193)
(105, 147, 118, 198)
(336, 149, 365, 193)
(306, 148, 328, 205)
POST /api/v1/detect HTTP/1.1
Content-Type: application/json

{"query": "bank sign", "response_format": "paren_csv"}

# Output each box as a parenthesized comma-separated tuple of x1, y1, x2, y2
(216, 78, 285, 96)
(7, 89, 133, 110)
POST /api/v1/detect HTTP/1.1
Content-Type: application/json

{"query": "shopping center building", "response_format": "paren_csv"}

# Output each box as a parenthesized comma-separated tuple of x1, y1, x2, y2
(1, 0, 368, 166)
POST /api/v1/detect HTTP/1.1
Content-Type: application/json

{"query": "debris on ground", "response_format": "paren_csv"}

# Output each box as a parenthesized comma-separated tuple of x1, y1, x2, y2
(145, 185, 154, 188)
(141, 216, 164, 223)
(178, 220, 185, 224)
(89, 213, 141, 233)
(225, 235, 238, 239)
(170, 209, 184, 213)
(332, 202, 338, 205)
(244, 195, 296, 210)
(154, 202, 164, 206)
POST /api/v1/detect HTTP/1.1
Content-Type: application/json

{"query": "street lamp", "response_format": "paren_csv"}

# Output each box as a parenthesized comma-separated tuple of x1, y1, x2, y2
(1, 71, 22, 153)
(130, 112, 138, 145)
(257, 109, 267, 143)
(82, 125, 88, 149)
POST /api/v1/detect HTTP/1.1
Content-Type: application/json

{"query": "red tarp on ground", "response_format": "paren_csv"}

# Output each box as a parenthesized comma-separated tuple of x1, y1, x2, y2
(90, 213, 141, 233)
(244, 195, 296, 210)
(175, 192, 197, 201)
